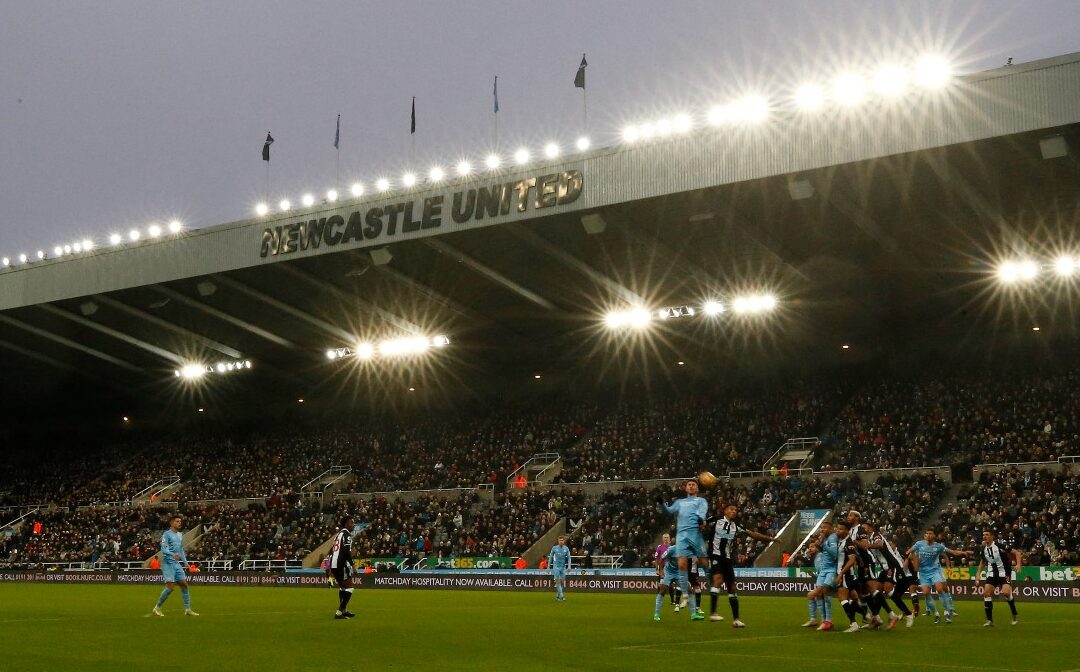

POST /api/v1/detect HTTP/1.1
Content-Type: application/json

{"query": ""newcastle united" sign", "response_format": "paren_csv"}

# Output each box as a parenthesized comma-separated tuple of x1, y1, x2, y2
(259, 170, 583, 258)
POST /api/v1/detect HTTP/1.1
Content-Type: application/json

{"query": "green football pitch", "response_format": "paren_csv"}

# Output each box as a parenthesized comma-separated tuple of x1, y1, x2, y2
(2, 584, 1077, 671)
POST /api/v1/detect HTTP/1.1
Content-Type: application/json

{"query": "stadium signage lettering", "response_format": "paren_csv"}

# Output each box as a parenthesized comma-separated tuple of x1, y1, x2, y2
(258, 170, 584, 258)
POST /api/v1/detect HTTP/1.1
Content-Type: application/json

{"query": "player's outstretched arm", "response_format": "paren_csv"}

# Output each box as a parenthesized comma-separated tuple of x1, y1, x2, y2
(747, 530, 778, 543)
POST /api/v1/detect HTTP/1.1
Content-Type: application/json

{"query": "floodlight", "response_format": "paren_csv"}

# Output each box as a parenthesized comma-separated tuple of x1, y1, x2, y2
(326, 350, 338, 360)
(109, 234, 122, 245)
(832, 74, 866, 106)
(672, 114, 692, 133)
(356, 343, 375, 359)
(873, 65, 908, 97)
(179, 364, 207, 380)
(794, 84, 826, 111)
(657, 308, 669, 320)
(706, 105, 729, 126)
(350, 183, 364, 197)
(54, 246, 63, 256)
(278, 199, 291, 212)
(622, 125, 640, 142)
(1054, 256, 1077, 277)
(703, 300, 725, 316)
(431, 335, 450, 347)
(627, 307, 651, 328)
(82, 239, 93, 250)
(575, 136, 590, 151)
(655, 118, 672, 136)
(36, 250, 44, 260)
(168, 220, 182, 233)
(1, 258, 8, 267)
(326, 189, 339, 202)
(997, 260, 1038, 283)
(544, 143, 559, 158)
(485, 154, 501, 169)
(428, 166, 445, 182)
(376, 178, 391, 192)
(732, 294, 778, 314)
(456, 161, 472, 176)
(148, 224, 162, 238)
(514, 148, 530, 164)
(255, 203, 269, 216)
(128, 229, 141, 241)
(402, 173, 417, 187)
(73, 243, 82, 252)
(604, 311, 628, 329)
(639, 122, 655, 139)
(18, 254, 27, 264)
(301, 193, 315, 207)
(216, 363, 226, 373)
(915, 55, 952, 89)
(732, 95, 769, 124)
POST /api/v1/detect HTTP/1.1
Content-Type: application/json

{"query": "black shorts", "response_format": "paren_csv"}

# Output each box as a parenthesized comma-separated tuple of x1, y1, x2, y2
(985, 576, 1011, 588)
(331, 567, 349, 585)
(709, 556, 737, 588)
(868, 569, 888, 584)
(842, 572, 863, 591)
(888, 572, 912, 592)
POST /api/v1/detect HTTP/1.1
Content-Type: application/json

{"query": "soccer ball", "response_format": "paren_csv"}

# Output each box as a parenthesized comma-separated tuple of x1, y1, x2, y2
(696, 471, 719, 488)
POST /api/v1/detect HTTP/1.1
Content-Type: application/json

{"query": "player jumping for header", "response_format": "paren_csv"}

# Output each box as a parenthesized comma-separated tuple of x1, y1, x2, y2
(659, 479, 709, 621)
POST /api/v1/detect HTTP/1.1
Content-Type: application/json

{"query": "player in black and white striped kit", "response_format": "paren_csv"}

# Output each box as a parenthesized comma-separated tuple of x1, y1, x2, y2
(329, 515, 357, 620)
(877, 533, 915, 628)
(974, 530, 1020, 627)
(704, 502, 777, 627)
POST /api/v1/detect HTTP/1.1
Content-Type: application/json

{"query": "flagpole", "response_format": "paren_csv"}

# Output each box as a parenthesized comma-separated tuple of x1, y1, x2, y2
(265, 160, 270, 203)
(583, 88, 588, 136)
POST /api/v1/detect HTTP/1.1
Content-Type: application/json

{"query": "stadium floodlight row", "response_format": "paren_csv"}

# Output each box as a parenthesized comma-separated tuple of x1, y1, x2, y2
(0, 53, 954, 270)
(997, 256, 1080, 283)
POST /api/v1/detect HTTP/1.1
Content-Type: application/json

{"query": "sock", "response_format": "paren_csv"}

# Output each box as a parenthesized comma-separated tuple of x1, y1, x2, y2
(1007, 595, 1018, 617)
(842, 599, 857, 624)
(155, 587, 172, 607)
(710, 587, 720, 614)
(941, 591, 955, 613)
(677, 571, 691, 611)
(557, 583, 564, 598)
(856, 600, 868, 618)
(890, 588, 912, 615)
(670, 583, 679, 604)
(984, 597, 993, 622)
(912, 592, 920, 610)
(343, 588, 353, 611)
(654, 593, 664, 616)
(925, 594, 938, 615)
(689, 588, 697, 613)
(822, 596, 832, 621)
(869, 591, 883, 616)
(181, 586, 190, 610)
(728, 594, 739, 620)
(808, 598, 818, 621)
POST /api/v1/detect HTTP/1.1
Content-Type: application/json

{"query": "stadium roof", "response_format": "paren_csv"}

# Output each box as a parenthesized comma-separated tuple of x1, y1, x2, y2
(2, 52, 1080, 421)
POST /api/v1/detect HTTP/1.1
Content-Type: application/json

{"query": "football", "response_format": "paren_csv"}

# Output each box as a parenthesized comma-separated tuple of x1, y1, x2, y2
(696, 470, 719, 488)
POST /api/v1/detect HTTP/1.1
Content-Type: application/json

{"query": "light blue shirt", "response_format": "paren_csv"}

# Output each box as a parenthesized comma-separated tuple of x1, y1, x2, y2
(911, 540, 947, 571)
(548, 544, 571, 570)
(161, 529, 186, 564)
(813, 551, 830, 575)
(664, 496, 707, 537)
(819, 532, 839, 570)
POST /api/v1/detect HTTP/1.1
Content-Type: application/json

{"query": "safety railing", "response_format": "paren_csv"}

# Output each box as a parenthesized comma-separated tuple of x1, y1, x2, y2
(761, 437, 820, 471)
(300, 466, 352, 494)
(133, 475, 181, 502)
(238, 559, 304, 571)
(569, 554, 622, 569)
(506, 453, 561, 486)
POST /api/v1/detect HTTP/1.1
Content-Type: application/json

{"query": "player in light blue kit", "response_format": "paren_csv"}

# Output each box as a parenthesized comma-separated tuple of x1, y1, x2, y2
(653, 534, 680, 620)
(152, 514, 198, 616)
(660, 479, 709, 621)
(805, 520, 838, 631)
(548, 535, 571, 601)
(910, 528, 972, 624)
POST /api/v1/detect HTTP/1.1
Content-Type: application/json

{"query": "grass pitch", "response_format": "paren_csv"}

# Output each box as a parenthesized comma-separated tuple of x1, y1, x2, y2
(1, 584, 1077, 671)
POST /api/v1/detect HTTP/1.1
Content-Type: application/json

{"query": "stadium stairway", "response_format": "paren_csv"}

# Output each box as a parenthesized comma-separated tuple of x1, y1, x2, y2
(144, 522, 210, 568)
(521, 517, 568, 567)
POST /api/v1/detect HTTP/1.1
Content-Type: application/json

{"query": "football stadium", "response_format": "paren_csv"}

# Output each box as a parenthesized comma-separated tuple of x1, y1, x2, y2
(3, 33, 1080, 672)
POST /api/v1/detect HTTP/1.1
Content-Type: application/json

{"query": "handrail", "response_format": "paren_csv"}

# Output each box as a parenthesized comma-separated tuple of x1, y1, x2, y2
(762, 437, 820, 470)
(729, 468, 813, 479)
(300, 465, 352, 494)
(506, 453, 562, 485)
(533, 456, 563, 483)
(238, 559, 303, 571)
(1, 506, 41, 532)
(569, 554, 622, 569)
(132, 475, 181, 502)
(544, 477, 695, 488)
(333, 487, 477, 499)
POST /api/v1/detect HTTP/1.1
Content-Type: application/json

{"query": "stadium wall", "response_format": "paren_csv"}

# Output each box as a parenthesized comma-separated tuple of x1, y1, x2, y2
(4, 52, 1080, 309)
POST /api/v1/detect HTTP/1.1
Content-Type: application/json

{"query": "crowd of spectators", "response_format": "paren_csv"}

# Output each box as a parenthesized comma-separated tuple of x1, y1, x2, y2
(829, 368, 1080, 471)
(555, 382, 841, 483)
(937, 468, 1080, 566)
